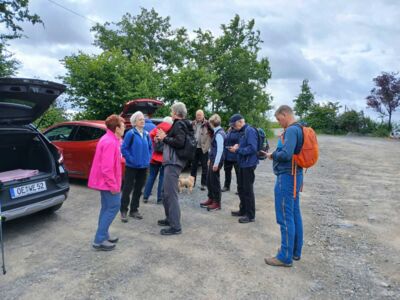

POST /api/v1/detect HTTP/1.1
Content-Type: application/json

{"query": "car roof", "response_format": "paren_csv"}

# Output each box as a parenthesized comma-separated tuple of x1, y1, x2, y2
(44, 120, 106, 132)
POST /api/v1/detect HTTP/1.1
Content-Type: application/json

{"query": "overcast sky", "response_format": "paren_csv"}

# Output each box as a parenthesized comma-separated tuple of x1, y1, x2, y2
(6, 0, 400, 121)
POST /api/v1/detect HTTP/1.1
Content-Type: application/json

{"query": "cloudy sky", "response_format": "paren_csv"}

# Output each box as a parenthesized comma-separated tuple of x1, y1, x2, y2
(6, 0, 400, 121)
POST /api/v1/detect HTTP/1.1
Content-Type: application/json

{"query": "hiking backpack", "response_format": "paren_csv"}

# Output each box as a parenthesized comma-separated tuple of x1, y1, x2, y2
(293, 124, 319, 168)
(282, 123, 319, 199)
(175, 121, 196, 161)
(245, 126, 270, 160)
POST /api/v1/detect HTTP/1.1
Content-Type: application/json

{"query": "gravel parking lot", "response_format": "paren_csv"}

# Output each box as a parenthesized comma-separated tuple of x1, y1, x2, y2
(1, 135, 399, 300)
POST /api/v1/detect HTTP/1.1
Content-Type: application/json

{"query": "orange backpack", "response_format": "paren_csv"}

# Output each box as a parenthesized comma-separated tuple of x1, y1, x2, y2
(283, 124, 319, 199)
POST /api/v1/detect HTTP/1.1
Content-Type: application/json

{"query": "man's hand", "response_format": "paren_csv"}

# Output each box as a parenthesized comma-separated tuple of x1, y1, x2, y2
(228, 144, 239, 153)
(157, 128, 166, 141)
(212, 165, 219, 172)
(266, 152, 273, 160)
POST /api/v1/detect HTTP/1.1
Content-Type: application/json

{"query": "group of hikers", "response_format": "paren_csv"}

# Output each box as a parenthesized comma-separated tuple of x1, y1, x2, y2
(88, 102, 315, 267)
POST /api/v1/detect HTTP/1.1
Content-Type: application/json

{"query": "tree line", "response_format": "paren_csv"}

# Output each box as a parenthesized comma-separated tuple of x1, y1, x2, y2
(1, 2, 399, 135)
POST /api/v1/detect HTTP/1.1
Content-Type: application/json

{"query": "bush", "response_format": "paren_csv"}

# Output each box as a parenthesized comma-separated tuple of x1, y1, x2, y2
(371, 123, 391, 137)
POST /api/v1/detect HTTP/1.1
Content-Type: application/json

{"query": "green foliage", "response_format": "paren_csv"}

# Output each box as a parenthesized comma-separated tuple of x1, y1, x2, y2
(61, 49, 162, 120)
(0, 0, 42, 42)
(0, 0, 42, 76)
(294, 79, 315, 119)
(371, 123, 391, 137)
(63, 9, 272, 128)
(304, 102, 340, 134)
(33, 101, 69, 130)
(338, 110, 363, 133)
(0, 44, 19, 76)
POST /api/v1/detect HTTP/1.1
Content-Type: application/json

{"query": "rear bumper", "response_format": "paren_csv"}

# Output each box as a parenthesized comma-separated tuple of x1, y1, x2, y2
(2, 194, 66, 221)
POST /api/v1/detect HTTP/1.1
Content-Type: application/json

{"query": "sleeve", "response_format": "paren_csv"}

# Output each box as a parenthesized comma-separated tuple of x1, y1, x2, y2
(213, 133, 224, 166)
(237, 127, 257, 156)
(272, 127, 297, 162)
(163, 123, 186, 148)
(100, 141, 117, 188)
(148, 133, 153, 154)
(121, 130, 134, 163)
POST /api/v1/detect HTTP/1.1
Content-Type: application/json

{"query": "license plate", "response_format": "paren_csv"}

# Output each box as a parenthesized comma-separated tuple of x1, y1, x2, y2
(10, 181, 47, 199)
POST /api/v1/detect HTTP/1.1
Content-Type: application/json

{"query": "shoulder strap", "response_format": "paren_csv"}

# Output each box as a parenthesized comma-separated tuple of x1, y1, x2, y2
(128, 128, 135, 148)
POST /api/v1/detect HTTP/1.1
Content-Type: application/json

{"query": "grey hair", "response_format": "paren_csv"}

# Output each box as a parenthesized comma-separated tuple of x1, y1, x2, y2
(209, 114, 221, 127)
(275, 105, 294, 116)
(130, 111, 144, 127)
(171, 102, 187, 118)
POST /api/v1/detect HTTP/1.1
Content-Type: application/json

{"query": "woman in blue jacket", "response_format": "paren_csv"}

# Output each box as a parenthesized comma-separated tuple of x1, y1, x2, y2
(120, 111, 152, 222)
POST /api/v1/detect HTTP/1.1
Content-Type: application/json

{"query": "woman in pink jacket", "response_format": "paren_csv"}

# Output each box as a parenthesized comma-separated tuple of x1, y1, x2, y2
(88, 115, 125, 251)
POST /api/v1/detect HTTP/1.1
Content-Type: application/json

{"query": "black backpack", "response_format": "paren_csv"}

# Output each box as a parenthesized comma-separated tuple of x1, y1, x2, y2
(245, 126, 269, 160)
(176, 121, 196, 161)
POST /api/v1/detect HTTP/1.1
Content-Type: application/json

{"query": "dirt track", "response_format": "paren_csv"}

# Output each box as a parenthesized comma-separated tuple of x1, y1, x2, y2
(1, 135, 399, 299)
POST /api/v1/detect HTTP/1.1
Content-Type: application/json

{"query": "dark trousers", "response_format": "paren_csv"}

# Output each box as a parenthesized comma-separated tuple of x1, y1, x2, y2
(237, 167, 256, 219)
(121, 166, 147, 213)
(163, 164, 183, 230)
(206, 163, 221, 204)
(190, 148, 208, 186)
(223, 160, 239, 189)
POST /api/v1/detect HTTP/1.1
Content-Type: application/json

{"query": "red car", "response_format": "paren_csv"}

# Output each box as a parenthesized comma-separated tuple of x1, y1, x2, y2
(43, 99, 164, 179)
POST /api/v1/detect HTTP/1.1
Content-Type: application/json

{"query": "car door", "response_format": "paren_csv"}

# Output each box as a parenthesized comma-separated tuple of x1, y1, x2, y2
(70, 125, 106, 178)
(43, 125, 78, 175)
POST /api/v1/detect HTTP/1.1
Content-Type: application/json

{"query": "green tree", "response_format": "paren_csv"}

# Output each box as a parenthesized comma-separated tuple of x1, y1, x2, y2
(191, 15, 272, 126)
(338, 110, 362, 133)
(34, 101, 69, 130)
(305, 102, 340, 134)
(293, 79, 315, 119)
(61, 49, 161, 120)
(0, 44, 19, 76)
(91, 8, 189, 68)
(0, 0, 42, 76)
(366, 72, 400, 130)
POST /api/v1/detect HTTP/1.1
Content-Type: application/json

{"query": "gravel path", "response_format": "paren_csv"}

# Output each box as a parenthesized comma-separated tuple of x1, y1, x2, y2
(1, 135, 399, 299)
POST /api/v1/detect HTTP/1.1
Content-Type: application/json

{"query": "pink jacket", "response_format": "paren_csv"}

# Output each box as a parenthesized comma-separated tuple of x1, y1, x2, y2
(88, 129, 122, 193)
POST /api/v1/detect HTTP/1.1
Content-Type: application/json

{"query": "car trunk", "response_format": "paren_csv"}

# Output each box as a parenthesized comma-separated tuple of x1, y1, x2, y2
(0, 129, 53, 182)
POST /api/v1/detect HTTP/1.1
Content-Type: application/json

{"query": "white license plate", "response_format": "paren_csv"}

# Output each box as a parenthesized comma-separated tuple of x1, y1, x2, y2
(10, 181, 47, 199)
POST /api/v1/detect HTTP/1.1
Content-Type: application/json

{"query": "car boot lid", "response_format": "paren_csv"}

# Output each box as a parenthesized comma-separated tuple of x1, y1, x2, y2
(0, 77, 66, 125)
(120, 98, 164, 119)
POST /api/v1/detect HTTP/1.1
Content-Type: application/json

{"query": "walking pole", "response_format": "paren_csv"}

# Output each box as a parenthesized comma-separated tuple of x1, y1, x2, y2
(0, 202, 6, 275)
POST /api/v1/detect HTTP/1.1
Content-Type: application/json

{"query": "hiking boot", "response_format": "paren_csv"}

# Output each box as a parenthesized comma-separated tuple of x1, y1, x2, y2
(92, 240, 116, 251)
(207, 202, 221, 211)
(238, 216, 255, 223)
(200, 185, 206, 191)
(143, 198, 149, 204)
(222, 186, 230, 192)
(231, 210, 245, 217)
(108, 236, 119, 244)
(264, 257, 292, 267)
(200, 198, 213, 208)
(157, 219, 170, 226)
(129, 211, 143, 220)
(160, 227, 182, 235)
(120, 212, 128, 223)
(235, 191, 239, 195)
(157, 199, 163, 205)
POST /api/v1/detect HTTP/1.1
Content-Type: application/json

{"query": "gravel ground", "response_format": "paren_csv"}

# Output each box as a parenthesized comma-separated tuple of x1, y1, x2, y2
(0, 134, 399, 300)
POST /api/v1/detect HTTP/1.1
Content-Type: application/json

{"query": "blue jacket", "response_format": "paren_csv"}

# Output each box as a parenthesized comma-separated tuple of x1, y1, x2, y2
(224, 128, 240, 162)
(272, 124, 303, 175)
(121, 128, 152, 169)
(236, 124, 258, 168)
(144, 119, 156, 132)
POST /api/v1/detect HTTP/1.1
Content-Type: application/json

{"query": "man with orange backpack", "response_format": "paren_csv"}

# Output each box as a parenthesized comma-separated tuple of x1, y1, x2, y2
(263, 105, 318, 267)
